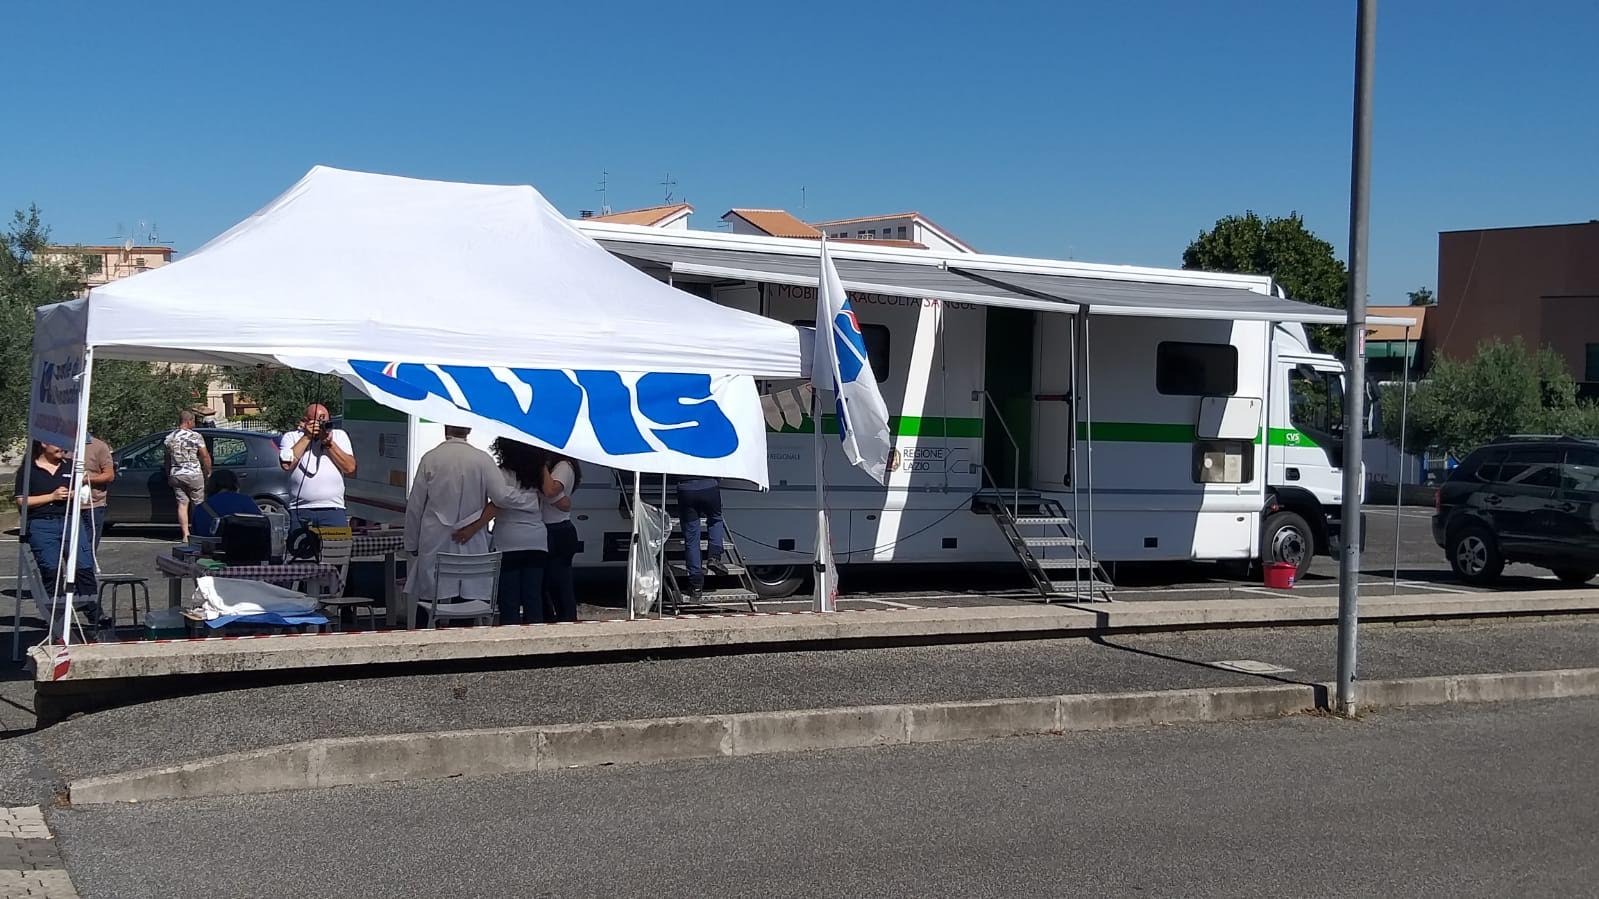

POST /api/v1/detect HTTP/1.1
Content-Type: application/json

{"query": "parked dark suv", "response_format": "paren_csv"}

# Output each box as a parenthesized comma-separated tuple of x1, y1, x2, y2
(1432, 436, 1599, 585)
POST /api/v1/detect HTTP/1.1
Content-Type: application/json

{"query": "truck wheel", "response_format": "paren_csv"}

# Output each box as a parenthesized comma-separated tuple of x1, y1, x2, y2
(1448, 527, 1503, 585)
(747, 565, 804, 599)
(1263, 510, 1315, 581)
(1552, 568, 1596, 586)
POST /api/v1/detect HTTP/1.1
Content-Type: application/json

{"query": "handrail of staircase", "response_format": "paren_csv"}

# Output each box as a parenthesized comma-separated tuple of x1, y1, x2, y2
(975, 389, 1021, 517)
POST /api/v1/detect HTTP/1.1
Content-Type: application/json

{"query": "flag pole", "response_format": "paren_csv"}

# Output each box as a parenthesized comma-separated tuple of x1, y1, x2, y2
(812, 385, 832, 612)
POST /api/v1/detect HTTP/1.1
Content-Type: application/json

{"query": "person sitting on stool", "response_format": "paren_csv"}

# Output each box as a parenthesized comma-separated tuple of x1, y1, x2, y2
(675, 476, 728, 601)
(192, 470, 263, 538)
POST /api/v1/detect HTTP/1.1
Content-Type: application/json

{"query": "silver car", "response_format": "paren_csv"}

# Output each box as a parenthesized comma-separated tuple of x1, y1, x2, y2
(104, 428, 294, 526)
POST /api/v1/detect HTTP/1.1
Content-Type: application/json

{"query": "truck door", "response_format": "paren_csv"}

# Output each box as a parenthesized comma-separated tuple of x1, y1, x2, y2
(1276, 364, 1345, 498)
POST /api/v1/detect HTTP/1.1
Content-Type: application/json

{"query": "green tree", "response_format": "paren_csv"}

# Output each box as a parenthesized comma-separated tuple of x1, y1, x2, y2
(1183, 211, 1350, 355)
(1380, 338, 1599, 457)
(224, 366, 344, 429)
(3, 206, 222, 453)
(87, 362, 214, 449)
(1407, 287, 1435, 306)
(0, 206, 89, 447)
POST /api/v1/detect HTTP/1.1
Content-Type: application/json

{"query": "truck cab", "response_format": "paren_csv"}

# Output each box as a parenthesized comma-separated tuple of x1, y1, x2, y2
(1263, 324, 1358, 577)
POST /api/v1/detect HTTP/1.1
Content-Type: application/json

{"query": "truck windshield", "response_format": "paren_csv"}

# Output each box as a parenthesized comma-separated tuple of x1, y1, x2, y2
(1289, 366, 1344, 442)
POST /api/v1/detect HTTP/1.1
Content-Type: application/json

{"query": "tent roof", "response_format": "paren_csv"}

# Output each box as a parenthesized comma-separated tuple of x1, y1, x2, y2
(79, 166, 803, 377)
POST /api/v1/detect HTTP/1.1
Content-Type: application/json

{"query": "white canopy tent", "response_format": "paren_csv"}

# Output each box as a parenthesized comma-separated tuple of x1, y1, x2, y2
(17, 166, 809, 660)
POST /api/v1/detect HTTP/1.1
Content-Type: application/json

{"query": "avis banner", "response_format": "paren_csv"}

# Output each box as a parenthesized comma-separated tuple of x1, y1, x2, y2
(30, 303, 91, 450)
(286, 358, 775, 488)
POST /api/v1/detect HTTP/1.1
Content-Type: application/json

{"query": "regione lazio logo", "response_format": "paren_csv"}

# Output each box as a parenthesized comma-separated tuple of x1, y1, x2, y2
(349, 361, 739, 459)
(833, 305, 870, 384)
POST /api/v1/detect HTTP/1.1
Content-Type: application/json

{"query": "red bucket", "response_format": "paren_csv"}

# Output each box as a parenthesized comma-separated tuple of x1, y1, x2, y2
(1263, 562, 1297, 590)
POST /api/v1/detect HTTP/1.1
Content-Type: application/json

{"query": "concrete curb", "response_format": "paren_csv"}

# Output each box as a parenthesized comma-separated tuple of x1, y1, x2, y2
(67, 667, 1599, 806)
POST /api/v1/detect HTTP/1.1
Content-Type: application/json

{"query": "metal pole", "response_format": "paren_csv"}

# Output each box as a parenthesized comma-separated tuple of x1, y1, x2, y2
(1392, 324, 1412, 594)
(1084, 312, 1095, 565)
(626, 470, 641, 621)
(58, 347, 96, 647)
(812, 388, 831, 611)
(658, 472, 667, 617)
(1337, 0, 1377, 716)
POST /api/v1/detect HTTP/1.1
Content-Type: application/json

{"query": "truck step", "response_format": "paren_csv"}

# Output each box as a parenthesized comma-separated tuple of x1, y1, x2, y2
(1041, 581, 1114, 596)
(1014, 516, 1073, 526)
(675, 590, 758, 604)
(1022, 537, 1083, 548)
(667, 563, 748, 576)
(1035, 558, 1094, 570)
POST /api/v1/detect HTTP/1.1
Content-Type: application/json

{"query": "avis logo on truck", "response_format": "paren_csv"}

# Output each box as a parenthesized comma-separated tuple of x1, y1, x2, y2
(349, 360, 738, 459)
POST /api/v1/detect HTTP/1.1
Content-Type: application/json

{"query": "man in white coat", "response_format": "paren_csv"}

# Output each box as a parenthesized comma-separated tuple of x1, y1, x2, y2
(404, 426, 512, 625)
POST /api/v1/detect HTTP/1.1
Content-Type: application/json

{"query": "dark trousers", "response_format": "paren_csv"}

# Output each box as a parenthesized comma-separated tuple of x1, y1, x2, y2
(544, 521, 579, 622)
(498, 549, 548, 625)
(676, 480, 725, 589)
(26, 515, 98, 601)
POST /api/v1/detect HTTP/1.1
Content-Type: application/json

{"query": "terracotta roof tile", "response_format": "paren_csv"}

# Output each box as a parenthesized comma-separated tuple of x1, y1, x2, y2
(586, 204, 693, 226)
(722, 208, 820, 239)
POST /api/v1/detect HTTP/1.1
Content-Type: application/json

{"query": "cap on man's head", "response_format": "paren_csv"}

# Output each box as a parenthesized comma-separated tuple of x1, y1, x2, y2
(444, 425, 472, 438)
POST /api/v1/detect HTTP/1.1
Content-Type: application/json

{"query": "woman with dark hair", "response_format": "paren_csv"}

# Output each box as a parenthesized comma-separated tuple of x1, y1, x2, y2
(12, 440, 97, 599)
(535, 448, 581, 622)
(455, 438, 549, 624)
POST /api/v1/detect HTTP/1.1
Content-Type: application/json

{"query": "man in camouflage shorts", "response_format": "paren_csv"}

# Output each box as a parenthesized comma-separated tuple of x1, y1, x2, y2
(164, 410, 212, 543)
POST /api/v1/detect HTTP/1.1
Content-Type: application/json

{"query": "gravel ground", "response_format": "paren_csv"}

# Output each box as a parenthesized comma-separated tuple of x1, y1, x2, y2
(0, 618, 1594, 806)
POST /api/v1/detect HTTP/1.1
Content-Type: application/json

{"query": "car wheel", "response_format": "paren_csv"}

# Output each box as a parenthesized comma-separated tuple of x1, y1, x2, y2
(255, 496, 287, 517)
(1263, 510, 1315, 581)
(746, 565, 805, 599)
(1551, 568, 1596, 586)
(1448, 527, 1504, 585)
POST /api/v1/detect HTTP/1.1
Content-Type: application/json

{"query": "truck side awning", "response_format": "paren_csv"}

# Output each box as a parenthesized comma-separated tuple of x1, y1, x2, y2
(952, 267, 1361, 325)
(598, 241, 1079, 314)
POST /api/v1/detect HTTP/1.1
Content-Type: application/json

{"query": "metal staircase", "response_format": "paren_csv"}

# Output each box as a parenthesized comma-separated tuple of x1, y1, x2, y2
(976, 389, 1112, 602)
(975, 490, 1113, 601)
(660, 523, 761, 614)
(615, 473, 761, 614)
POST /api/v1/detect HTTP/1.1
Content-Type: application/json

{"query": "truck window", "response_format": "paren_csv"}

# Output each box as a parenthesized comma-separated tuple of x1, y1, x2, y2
(1156, 342, 1237, 396)
(795, 320, 892, 383)
(1288, 366, 1344, 441)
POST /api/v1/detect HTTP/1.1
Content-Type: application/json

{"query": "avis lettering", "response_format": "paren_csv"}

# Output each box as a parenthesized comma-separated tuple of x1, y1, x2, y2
(350, 361, 738, 459)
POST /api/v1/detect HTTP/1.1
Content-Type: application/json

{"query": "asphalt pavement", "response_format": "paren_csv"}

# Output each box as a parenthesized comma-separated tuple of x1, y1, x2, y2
(2, 618, 1595, 808)
(45, 698, 1599, 898)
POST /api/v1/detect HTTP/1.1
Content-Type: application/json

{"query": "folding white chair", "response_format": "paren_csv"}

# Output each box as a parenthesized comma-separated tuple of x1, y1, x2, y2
(312, 538, 380, 630)
(409, 552, 501, 629)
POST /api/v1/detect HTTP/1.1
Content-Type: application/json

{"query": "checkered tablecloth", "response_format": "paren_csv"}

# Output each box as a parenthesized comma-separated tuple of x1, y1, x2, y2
(349, 531, 406, 559)
(155, 554, 341, 588)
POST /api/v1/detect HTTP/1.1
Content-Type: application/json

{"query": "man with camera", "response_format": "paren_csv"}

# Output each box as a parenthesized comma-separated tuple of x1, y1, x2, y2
(279, 403, 358, 529)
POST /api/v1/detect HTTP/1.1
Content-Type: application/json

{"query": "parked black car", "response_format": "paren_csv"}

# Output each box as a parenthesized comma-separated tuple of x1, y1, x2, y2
(104, 428, 293, 526)
(1432, 435, 1599, 585)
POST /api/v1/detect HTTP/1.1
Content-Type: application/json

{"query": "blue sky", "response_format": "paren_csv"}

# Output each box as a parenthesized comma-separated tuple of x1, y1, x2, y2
(4, 1, 1595, 304)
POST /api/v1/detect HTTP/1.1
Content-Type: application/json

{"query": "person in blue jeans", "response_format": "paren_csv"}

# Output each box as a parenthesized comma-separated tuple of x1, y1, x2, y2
(13, 441, 98, 603)
(675, 477, 728, 601)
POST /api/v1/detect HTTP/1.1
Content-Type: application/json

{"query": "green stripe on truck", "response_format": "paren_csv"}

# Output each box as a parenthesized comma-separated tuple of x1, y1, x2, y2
(771, 415, 985, 438)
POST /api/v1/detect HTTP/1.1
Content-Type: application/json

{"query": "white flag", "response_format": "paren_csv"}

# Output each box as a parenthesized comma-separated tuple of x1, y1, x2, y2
(813, 237, 892, 484)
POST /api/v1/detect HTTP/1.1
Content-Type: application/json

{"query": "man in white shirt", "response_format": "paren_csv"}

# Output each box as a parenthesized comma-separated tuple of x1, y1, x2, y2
(279, 403, 357, 530)
(404, 426, 514, 620)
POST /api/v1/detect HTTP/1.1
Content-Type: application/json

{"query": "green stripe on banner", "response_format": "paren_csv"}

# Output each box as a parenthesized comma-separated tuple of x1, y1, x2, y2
(343, 398, 408, 423)
(772, 415, 984, 438)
